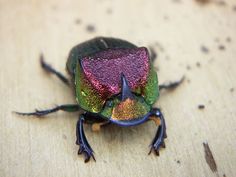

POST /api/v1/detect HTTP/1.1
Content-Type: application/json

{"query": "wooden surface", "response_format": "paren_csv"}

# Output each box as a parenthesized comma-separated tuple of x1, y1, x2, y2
(0, 0, 236, 177)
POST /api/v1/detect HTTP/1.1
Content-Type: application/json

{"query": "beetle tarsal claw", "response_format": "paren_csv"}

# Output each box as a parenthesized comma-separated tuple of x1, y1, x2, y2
(149, 116, 161, 126)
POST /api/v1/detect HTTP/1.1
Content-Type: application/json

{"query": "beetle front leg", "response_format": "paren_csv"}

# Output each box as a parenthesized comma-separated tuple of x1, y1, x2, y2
(76, 114, 95, 163)
(40, 54, 70, 85)
(148, 108, 167, 156)
(159, 76, 185, 91)
(14, 104, 80, 117)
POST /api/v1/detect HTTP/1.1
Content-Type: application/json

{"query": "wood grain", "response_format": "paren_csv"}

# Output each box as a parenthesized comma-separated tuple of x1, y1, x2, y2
(0, 0, 235, 177)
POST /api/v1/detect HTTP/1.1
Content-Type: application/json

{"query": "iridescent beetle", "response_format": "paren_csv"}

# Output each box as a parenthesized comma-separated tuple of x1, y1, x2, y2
(16, 37, 183, 162)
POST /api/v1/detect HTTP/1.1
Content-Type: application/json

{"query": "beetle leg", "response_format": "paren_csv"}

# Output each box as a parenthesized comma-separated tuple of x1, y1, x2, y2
(148, 108, 167, 156)
(159, 76, 185, 91)
(76, 114, 95, 163)
(149, 46, 158, 62)
(40, 54, 70, 85)
(14, 104, 79, 117)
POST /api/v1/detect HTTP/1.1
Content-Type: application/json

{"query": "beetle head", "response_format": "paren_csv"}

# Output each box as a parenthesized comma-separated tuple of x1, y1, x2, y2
(100, 74, 151, 126)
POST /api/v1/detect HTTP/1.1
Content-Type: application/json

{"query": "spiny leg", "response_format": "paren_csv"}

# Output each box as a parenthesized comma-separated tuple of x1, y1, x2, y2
(159, 76, 185, 91)
(76, 114, 95, 163)
(40, 54, 70, 85)
(14, 104, 79, 117)
(148, 108, 167, 156)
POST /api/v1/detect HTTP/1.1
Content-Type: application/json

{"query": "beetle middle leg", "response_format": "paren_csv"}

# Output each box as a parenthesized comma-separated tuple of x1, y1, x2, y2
(40, 54, 70, 85)
(148, 108, 167, 156)
(159, 76, 185, 91)
(14, 104, 79, 117)
(76, 114, 95, 163)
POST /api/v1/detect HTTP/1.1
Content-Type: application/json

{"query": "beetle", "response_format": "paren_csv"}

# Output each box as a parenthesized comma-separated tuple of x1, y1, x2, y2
(15, 37, 183, 162)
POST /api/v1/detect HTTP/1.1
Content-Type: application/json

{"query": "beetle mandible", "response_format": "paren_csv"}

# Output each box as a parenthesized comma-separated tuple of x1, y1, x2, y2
(16, 37, 183, 162)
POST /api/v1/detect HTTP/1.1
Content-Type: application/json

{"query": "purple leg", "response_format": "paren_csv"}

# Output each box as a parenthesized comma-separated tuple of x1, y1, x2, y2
(76, 114, 95, 163)
(149, 108, 167, 156)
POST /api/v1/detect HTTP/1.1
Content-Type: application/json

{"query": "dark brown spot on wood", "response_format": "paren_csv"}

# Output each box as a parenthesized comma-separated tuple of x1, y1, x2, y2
(226, 37, 231, 43)
(106, 8, 113, 14)
(216, 0, 226, 6)
(203, 142, 218, 172)
(218, 45, 225, 50)
(186, 65, 191, 70)
(86, 24, 96, 33)
(233, 5, 236, 11)
(195, 0, 211, 5)
(62, 134, 67, 140)
(75, 18, 82, 25)
(201, 45, 209, 54)
(196, 62, 201, 67)
(172, 0, 182, 3)
(163, 15, 169, 20)
(198, 104, 205, 109)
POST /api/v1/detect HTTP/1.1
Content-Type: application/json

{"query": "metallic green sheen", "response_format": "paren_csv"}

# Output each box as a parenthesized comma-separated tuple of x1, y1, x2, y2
(143, 64, 159, 105)
(67, 37, 159, 117)
(75, 63, 105, 113)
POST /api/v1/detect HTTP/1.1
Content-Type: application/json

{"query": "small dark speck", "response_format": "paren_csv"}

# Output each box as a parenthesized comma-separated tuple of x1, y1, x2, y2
(62, 134, 67, 140)
(51, 5, 58, 10)
(217, 0, 226, 6)
(172, 0, 182, 3)
(198, 104, 205, 109)
(75, 18, 82, 25)
(195, 0, 211, 4)
(230, 88, 234, 92)
(163, 15, 169, 20)
(223, 174, 226, 177)
(203, 142, 218, 172)
(177, 160, 181, 164)
(86, 24, 96, 33)
(233, 5, 236, 11)
(106, 8, 113, 14)
(196, 62, 201, 67)
(201, 45, 209, 54)
(186, 65, 191, 70)
(226, 37, 231, 43)
(218, 45, 225, 50)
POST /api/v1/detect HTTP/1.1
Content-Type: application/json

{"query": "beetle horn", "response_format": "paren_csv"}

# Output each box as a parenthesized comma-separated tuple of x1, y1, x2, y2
(121, 73, 134, 101)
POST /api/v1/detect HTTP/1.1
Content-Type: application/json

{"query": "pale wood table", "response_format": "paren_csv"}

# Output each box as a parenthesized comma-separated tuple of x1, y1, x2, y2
(0, 0, 235, 177)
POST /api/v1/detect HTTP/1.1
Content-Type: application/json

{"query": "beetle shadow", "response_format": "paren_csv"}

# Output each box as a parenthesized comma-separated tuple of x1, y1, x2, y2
(98, 121, 156, 148)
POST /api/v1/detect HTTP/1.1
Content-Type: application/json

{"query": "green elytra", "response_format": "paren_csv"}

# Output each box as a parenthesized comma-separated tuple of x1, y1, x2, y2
(66, 37, 159, 118)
